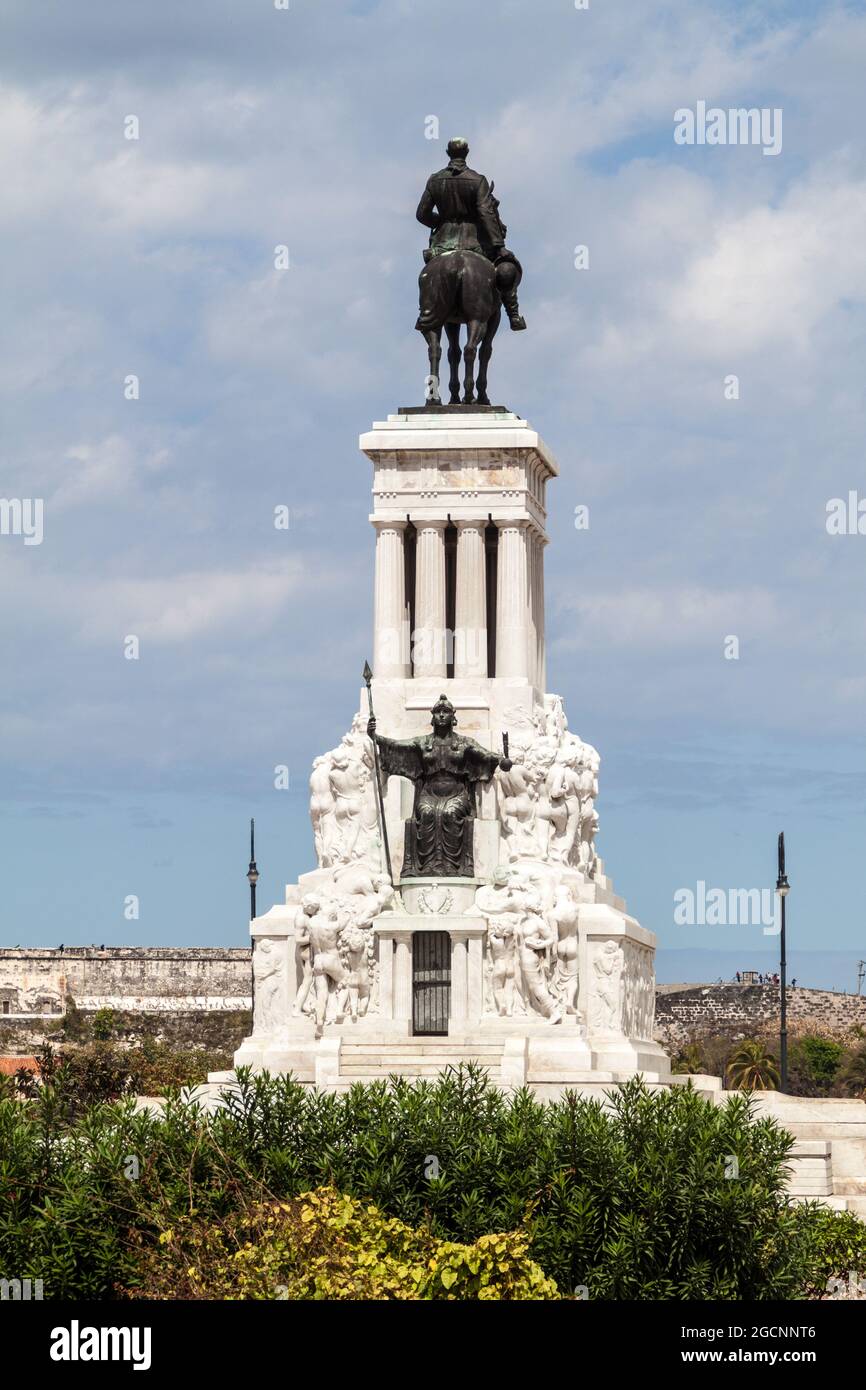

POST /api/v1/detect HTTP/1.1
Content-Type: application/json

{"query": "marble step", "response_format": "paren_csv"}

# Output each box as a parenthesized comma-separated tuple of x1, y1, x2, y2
(340, 1053, 503, 1073)
(341, 1042, 503, 1055)
(340, 1063, 502, 1076)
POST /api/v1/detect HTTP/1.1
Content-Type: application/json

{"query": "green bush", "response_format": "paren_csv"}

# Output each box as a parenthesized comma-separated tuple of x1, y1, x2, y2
(2, 1041, 232, 1118)
(2, 1066, 859, 1301)
(792, 1204, 866, 1298)
(789, 1036, 844, 1097)
(836, 1042, 866, 1099)
(124, 1186, 559, 1300)
(92, 1009, 117, 1042)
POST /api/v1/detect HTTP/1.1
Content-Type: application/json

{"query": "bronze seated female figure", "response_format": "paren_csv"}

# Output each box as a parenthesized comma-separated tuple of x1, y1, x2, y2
(367, 695, 511, 878)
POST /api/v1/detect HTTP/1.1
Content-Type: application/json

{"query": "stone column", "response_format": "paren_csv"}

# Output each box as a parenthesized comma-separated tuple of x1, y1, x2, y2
(414, 521, 447, 678)
(450, 932, 469, 1025)
(373, 520, 409, 678)
(377, 933, 394, 1020)
(495, 522, 530, 679)
(393, 931, 413, 1021)
(454, 521, 488, 678)
(526, 529, 538, 687)
(536, 532, 547, 691)
(466, 933, 484, 1024)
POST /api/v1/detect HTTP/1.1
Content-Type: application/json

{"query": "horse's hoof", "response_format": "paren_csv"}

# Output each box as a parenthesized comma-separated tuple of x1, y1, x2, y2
(462, 395, 475, 406)
(449, 395, 461, 405)
(477, 394, 490, 406)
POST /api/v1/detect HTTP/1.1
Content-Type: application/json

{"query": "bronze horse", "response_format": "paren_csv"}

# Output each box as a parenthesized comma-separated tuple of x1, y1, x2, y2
(416, 193, 521, 406)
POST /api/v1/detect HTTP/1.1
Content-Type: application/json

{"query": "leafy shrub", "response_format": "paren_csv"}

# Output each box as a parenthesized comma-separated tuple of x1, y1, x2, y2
(792, 1204, 866, 1298)
(836, 1043, 866, 1099)
(3, 1066, 857, 1301)
(124, 1186, 559, 1301)
(92, 1009, 117, 1042)
(3, 1041, 232, 1117)
(788, 1036, 844, 1097)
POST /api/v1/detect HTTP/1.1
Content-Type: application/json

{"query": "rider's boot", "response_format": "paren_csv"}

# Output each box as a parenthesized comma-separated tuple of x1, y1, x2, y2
(501, 285, 526, 331)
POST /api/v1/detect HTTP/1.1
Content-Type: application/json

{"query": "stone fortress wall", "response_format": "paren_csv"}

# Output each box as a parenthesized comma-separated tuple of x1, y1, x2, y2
(3, 949, 864, 1050)
(655, 982, 866, 1048)
(0, 947, 252, 1016)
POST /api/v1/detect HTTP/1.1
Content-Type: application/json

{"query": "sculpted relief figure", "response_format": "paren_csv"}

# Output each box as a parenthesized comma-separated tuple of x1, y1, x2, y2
(498, 700, 600, 877)
(474, 869, 562, 1024)
(517, 910, 563, 1024)
(548, 884, 580, 1016)
(497, 749, 543, 861)
(486, 915, 517, 1017)
(253, 937, 285, 1034)
(475, 869, 522, 1017)
(294, 893, 346, 1038)
(330, 862, 394, 928)
(590, 940, 624, 1033)
(309, 715, 380, 871)
(292, 866, 390, 1029)
(545, 749, 582, 865)
(339, 924, 373, 1021)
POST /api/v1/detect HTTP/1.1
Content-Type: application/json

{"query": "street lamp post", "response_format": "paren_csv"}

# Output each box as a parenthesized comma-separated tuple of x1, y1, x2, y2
(776, 831, 790, 1093)
(247, 817, 259, 923)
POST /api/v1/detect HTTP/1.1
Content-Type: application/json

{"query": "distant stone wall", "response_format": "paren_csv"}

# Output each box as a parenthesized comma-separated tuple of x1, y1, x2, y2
(5, 953, 864, 1057)
(655, 983, 866, 1048)
(0, 948, 251, 1017)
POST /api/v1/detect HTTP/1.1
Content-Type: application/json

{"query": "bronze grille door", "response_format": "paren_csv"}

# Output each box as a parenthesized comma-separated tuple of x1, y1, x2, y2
(412, 932, 451, 1036)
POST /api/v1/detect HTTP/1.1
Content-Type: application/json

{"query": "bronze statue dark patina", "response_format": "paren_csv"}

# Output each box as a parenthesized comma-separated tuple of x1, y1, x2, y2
(367, 694, 512, 878)
(415, 137, 525, 406)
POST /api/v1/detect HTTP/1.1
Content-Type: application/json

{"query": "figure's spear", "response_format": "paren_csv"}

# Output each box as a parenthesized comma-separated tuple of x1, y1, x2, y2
(363, 661, 401, 908)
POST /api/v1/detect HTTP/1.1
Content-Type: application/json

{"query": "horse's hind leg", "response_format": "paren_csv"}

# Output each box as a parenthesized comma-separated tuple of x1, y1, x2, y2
(445, 323, 462, 404)
(462, 319, 487, 404)
(476, 309, 500, 407)
(424, 329, 443, 404)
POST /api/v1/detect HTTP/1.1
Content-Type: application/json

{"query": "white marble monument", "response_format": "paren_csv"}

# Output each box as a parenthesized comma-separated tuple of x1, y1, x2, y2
(232, 410, 670, 1091)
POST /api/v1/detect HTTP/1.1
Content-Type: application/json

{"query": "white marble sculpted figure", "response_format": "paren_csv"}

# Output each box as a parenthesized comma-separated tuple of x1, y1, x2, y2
(497, 696, 599, 875)
(474, 868, 581, 1025)
(290, 868, 393, 1034)
(309, 714, 381, 869)
(253, 936, 285, 1034)
(590, 939, 624, 1032)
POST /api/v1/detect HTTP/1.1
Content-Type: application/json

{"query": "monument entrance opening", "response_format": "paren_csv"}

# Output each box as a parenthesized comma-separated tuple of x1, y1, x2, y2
(412, 932, 450, 1035)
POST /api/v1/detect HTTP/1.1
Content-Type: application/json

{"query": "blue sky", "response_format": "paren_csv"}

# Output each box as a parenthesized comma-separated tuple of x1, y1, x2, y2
(2, 0, 866, 988)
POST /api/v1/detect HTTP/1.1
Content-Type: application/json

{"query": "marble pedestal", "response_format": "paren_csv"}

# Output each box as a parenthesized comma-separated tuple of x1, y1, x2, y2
(225, 409, 671, 1093)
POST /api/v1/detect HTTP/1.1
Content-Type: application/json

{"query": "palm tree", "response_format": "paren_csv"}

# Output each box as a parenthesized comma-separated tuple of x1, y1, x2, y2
(673, 1042, 704, 1075)
(725, 1039, 781, 1092)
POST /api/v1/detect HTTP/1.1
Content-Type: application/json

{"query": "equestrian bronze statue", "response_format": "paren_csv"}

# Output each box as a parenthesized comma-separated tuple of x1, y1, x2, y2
(415, 137, 525, 406)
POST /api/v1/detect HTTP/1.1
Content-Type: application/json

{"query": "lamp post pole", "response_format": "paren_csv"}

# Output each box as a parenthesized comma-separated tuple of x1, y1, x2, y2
(247, 817, 259, 923)
(776, 831, 790, 1093)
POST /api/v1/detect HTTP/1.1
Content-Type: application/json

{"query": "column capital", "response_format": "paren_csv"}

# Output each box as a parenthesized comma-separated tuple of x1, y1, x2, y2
(413, 517, 448, 531)
(372, 517, 408, 531)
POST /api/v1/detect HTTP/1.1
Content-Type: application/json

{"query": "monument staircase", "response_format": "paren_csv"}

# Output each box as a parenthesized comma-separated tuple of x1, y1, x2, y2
(334, 1038, 505, 1084)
